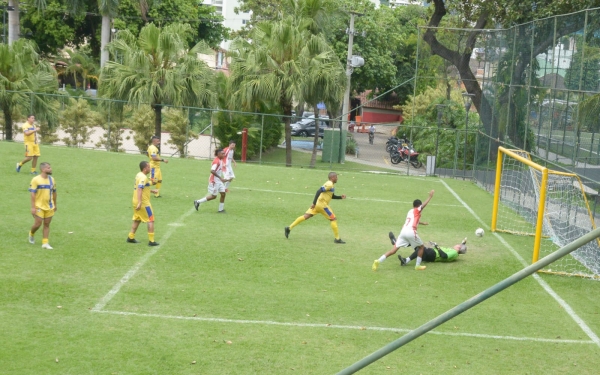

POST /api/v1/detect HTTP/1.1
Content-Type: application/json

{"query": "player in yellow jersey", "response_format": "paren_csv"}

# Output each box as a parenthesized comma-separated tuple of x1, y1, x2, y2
(17, 114, 41, 174)
(147, 136, 168, 198)
(285, 172, 347, 243)
(127, 161, 159, 246)
(28, 162, 57, 249)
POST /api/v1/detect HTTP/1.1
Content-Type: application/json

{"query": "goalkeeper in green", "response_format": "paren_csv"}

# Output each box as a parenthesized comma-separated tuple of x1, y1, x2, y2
(388, 232, 467, 266)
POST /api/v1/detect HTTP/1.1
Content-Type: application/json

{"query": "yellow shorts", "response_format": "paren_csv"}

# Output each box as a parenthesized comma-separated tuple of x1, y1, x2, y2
(132, 205, 155, 223)
(34, 208, 54, 219)
(305, 204, 336, 220)
(150, 167, 162, 182)
(25, 143, 40, 157)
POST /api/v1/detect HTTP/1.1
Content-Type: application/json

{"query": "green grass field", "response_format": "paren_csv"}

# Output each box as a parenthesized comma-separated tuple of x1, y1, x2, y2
(1, 141, 600, 374)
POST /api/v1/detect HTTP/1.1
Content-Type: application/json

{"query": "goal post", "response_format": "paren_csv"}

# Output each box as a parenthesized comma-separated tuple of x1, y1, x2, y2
(492, 146, 600, 279)
(492, 147, 548, 263)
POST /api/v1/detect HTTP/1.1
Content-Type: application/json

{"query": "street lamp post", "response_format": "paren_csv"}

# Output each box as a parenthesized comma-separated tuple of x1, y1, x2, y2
(462, 93, 475, 179)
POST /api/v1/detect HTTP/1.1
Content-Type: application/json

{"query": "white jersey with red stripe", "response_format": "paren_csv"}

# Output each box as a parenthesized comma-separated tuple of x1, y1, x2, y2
(209, 157, 224, 184)
(222, 146, 235, 178)
(400, 206, 423, 234)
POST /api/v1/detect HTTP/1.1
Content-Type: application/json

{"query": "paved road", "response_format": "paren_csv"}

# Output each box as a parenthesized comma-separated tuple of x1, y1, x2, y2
(348, 130, 426, 176)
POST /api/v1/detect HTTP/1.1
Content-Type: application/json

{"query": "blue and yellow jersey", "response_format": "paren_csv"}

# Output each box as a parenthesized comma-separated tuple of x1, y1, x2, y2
(316, 180, 335, 206)
(147, 144, 160, 169)
(29, 175, 56, 210)
(132, 172, 152, 207)
(23, 123, 37, 144)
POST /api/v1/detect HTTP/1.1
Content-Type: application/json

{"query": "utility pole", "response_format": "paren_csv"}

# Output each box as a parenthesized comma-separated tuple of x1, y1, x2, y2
(338, 11, 364, 163)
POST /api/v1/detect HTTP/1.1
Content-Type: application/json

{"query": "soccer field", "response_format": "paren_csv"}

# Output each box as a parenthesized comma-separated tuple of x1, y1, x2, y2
(1, 141, 599, 374)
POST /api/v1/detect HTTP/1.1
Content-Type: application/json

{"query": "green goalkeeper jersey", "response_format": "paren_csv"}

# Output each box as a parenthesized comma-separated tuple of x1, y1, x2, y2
(434, 247, 459, 262)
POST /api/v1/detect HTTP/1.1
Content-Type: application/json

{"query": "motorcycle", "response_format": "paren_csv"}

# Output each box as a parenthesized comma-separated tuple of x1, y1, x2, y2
(385, 134, 409, 153)
(390, 141, 423, 169)
(368, 131, 374, 145)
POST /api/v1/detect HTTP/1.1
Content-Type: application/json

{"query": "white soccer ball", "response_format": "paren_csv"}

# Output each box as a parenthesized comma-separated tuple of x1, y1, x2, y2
(475, 228, 485, 237)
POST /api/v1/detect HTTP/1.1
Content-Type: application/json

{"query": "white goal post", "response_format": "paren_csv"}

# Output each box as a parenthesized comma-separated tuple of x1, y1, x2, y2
(491, 146, 600, 279)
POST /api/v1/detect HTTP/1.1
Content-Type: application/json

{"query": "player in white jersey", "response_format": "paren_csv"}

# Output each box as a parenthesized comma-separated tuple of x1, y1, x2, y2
(372, 190, 434, 271)
(222, 140, 236, 191)
(193, 149, 231, 213)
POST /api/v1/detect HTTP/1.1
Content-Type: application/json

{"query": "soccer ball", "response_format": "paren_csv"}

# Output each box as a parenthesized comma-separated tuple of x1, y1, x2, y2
(475, 228, 484, 237)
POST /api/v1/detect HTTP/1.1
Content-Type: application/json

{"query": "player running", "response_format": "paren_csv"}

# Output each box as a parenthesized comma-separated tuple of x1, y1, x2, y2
(17, 114, 41, 174)
(194, 149, 231, 213)
(285, 172, 347, 244)
(372, 190, 435, 271)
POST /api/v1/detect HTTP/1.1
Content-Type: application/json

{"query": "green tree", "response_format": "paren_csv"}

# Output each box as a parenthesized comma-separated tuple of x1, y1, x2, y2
(66, 49, 99, 90)
(20, 0, 97, 56)
(123, 106, 155, 153)
(302, 57, 345, 167)
(422, 0, 600, 153)
(99, 23, 216, 137)
(113, 0, 229, 49)
(163, 107, 197, 158)
(60, 97, 103, 147)
(228, 0, 338, 166)
(564, 45, 600, 92)
(0, 40, 58, 141)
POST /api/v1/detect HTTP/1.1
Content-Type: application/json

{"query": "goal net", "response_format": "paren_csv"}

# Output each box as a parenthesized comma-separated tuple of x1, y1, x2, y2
(491, 147, 600, 279)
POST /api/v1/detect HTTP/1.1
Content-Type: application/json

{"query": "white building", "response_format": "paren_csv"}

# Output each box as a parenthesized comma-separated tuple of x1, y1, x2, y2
(202, 0, 250, 49)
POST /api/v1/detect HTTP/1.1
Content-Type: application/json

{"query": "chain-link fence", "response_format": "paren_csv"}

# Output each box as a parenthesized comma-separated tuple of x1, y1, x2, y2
(414, 8, 600, 207)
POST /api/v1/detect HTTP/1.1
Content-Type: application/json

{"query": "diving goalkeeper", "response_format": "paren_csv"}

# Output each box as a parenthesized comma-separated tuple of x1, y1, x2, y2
(388, 232, 467, 266)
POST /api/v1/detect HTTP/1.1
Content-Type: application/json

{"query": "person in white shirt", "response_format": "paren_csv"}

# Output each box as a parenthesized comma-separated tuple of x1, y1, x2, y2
(372, 190, 435, 271)
(222, 140, 236, 191)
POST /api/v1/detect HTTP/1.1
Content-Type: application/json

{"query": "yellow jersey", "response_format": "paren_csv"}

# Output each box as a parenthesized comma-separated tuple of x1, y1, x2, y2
(132, 172, 152, 207)
(316, 180, 335, 206)
(147, 144, 161, 169)
(29, 175, 56, 210)
(23, 122, 37, 144)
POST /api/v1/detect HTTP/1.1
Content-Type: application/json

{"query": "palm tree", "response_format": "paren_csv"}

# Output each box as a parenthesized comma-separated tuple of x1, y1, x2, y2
(228, 12, 336, 166)
(0, 39, 58, 140)
(302, 53, 345, 168)
(99, 23, 215, 136)
(66, 50, 99, 90)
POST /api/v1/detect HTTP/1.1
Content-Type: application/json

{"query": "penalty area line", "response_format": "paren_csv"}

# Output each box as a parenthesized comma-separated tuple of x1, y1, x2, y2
(440, 179, 600, 348)
(93, 310, 594, 345)
(91, 208, 195, 312)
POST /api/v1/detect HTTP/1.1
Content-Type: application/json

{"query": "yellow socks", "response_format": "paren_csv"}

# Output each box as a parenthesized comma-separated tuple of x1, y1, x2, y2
(289, 216, 305, 229)
(128, 233, 135, 240)
(330, 220, 339, 239)
(148, 233, 155, 242)
(42, 238, 49, 245)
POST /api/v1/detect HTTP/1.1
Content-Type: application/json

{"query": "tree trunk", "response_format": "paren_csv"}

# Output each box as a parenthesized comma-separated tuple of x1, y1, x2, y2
(309, 106, 320, 168)
(7, 0, 19, 45)
(100, 16, 111, 67)
(3, 105, 13, 140)
(281, 98, 292, 167)
(153, 104, 162, 137)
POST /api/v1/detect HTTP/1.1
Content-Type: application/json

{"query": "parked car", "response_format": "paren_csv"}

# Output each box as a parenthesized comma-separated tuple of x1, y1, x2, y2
(291, 116, 329, 137)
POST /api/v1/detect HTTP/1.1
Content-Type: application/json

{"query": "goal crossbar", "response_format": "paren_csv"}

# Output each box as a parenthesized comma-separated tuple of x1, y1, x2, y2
(491, 147, 600, 278)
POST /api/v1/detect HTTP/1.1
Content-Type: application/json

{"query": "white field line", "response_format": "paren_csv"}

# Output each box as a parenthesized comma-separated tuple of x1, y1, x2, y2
(95, 310, 593, 345)
(439, 179, 600, 347)
(234, 184, 464, 207)
(91, 208, 195, 312)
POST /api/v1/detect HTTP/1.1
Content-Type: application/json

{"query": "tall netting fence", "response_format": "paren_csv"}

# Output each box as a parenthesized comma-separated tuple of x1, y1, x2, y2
(413, 8, 600, 275)
(419, 8, 600, 187)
